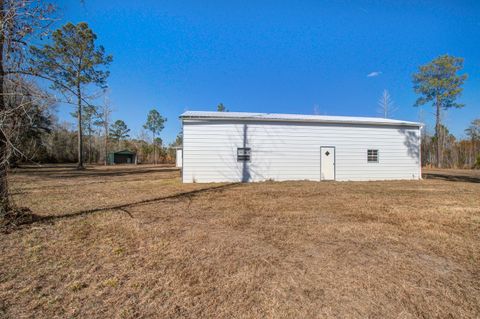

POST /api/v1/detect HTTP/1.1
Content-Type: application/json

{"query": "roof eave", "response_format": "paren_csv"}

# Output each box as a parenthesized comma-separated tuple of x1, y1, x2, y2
(180, 115, 422, 127)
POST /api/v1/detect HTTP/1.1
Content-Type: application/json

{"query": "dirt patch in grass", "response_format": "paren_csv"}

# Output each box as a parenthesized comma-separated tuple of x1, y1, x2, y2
(1, 164, 479, 318)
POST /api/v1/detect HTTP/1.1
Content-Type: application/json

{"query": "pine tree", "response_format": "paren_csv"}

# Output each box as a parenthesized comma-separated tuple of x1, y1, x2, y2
(143, 109, 166, 164)
(30, 22, 112, 169)
(413, 55, 467, 167)
(217, 103, 227, 112)
(109, 120, 130, 148)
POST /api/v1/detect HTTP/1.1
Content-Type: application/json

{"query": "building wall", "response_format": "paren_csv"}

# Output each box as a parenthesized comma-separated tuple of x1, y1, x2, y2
(182, 120, 421, 183)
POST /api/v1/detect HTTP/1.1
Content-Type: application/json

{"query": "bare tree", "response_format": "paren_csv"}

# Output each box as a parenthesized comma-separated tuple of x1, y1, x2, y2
(5, 78, 55, 166)
(377, 89, 397, 118)
(0, 0, 54, 215)
(95, 93, 112, 165)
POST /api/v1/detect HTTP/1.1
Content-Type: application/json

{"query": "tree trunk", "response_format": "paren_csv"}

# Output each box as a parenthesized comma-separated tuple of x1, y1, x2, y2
(435, 97, 441, 168)
(88, 124, 92, 164)
(473, 138, 477, 167)
(76, 83, 84, 169)
(0, 0, 10, 215)
(471, 137, 474, 167)
(153, 132, 156, 165)
(104, 124, 108, 165)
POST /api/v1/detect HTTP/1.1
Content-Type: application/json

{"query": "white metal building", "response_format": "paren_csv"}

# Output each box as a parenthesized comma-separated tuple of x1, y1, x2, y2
(181, 111, 422, 183)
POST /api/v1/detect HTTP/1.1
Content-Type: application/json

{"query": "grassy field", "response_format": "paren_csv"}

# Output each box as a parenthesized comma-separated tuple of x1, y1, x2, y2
(1, 165, 479, 318)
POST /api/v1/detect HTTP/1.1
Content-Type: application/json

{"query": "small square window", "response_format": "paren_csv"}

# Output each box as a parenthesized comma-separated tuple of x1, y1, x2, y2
(367, 149, 379, 163)
(237, 148, 251, 161)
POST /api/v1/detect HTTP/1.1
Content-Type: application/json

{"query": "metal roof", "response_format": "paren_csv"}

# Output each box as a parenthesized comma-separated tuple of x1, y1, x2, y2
(109, 150, 136, 155)
(180, 111, 422, 127)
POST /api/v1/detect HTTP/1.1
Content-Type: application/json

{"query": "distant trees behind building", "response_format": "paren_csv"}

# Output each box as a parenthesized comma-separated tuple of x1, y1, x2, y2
(217, 103, 228, 112)
(17, 111, 181, 165)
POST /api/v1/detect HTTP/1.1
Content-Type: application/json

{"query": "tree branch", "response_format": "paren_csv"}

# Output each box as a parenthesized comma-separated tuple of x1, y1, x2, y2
(3, 69, 102, 110)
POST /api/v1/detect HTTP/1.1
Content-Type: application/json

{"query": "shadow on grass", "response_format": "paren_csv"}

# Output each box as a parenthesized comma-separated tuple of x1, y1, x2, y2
(423, 172, 480, 183)
(14, 174, 180, 193)
(13, 167, 180, 179)
(5, 183, 240, 231)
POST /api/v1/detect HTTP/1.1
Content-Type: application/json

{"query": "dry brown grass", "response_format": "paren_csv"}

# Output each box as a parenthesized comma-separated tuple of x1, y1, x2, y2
(1, 164, 479, 318)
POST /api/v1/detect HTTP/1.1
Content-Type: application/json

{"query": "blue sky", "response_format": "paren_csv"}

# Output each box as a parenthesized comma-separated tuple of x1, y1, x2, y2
(51, 0, 479, 143)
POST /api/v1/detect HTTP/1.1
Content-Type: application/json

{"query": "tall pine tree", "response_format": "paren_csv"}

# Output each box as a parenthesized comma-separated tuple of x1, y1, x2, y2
(413, 55, 467, 167)
(143, 109, 166, 164)
(30, 22, 112, 169)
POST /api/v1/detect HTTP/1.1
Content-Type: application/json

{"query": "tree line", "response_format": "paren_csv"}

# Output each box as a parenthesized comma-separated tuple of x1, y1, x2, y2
(15, 105, 182, 166)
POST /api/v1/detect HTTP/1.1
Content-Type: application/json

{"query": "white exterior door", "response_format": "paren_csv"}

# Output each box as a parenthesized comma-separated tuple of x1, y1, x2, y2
(320, 147, 335, 181)
(176, 149, 183, 168)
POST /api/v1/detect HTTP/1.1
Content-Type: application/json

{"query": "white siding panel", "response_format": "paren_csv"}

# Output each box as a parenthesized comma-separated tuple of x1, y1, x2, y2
(182, 120, 420, 183)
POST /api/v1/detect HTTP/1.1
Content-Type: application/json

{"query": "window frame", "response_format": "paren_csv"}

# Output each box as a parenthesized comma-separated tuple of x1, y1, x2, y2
(237, 147, 251, 162)
(367, 149, 379, 163)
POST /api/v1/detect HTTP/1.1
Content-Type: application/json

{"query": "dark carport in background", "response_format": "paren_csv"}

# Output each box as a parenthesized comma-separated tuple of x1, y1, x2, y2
(107, 150, 137, 164)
